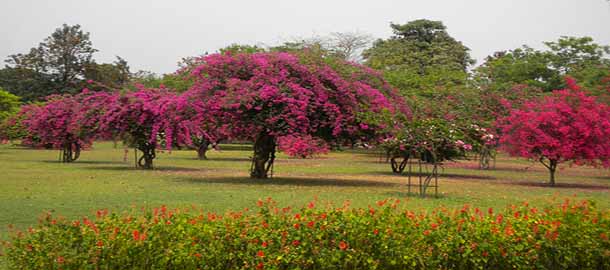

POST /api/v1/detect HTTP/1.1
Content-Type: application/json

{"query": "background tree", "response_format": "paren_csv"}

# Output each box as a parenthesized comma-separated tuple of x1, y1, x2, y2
(0, 88, 20, 121)
(474, 47, 562, 92)
(83, 56, 131, 90)
(270, 32, 373, 63)
(496, 78, 610, 186)
(326, 32, 373, 62)
(186, 52, 406, 178)
(475, 36, 610, 96)
(0, 66, 58, 102)
(6, 24, 97, 96)
(363, 19, 475, 118)
(364, 20, 473, 72)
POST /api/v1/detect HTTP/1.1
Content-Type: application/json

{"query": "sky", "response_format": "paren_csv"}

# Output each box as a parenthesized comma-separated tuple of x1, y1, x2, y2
(1, 0, 609, 74)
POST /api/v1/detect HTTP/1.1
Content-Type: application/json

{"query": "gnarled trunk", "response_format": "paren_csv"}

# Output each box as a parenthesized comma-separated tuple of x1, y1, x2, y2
(137, 143, 156, 169)
(60, 143, 80, 163)
(250, 132, 276, 179)
(197, 139, 210, 160)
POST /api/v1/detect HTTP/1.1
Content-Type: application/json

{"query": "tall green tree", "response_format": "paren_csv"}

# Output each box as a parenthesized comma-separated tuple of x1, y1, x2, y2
(363, 19, 475, 97)
(475, 36, 610, 94)
(3, 24, 97, 100)
(364, 20, 474, 73)
(362, 19, 476, 120)
(474, 47, 562, 92)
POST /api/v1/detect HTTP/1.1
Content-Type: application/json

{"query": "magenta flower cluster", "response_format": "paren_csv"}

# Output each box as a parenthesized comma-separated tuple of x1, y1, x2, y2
(184, 53, 407, 144)
(16, 52, 407, 168)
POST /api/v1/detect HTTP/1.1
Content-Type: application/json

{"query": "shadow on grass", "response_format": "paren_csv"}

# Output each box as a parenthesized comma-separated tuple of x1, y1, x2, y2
(82, 165, 201, 172)
(384, 191, 450, 199)
(506, 182, 609, 191)
(372, 171, 497, 180)
(177, 176, 401, 188)
(39, 160, 126, 165)
(171, 156, 252, 162)
(217, 145, 253, 151)
(595, 175, 610, 181)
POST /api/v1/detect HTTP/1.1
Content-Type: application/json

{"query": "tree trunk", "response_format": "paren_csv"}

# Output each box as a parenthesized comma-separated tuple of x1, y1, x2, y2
(549, 159, 557, 186)
(137, 143, 156, 169)
(60, 143, 80, 163)
(250, 132, 276, 179)
(197, 140, 210, 160)
(540, 157, 558, 186)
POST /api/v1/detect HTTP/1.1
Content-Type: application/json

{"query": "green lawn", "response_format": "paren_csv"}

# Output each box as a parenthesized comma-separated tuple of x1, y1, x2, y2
(0, 141, 608, 242)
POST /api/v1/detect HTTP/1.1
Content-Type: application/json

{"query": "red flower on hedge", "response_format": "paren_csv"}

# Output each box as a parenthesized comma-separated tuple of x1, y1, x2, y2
(132, 230, 146, 241)
(292, 240, 300, 246)
(257, 262, 264, 270)
(262, 241, 268, 248)
(194, 253, 202, 258)
(308, 201, 315, 209)
(56, 256, 65, 264)
(96, 240, 103, 247)
(257, 251, 265, 258)
(339, 241, 348, 250)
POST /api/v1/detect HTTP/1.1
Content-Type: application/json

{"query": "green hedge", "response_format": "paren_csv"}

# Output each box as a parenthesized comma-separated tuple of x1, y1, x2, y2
(2, 199, 609, 269)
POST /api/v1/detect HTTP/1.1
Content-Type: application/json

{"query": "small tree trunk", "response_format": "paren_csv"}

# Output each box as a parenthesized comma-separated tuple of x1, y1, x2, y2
(61, 143, 76, 163)
(549, 159, 557, 186)
(250, 132, 276, 179)
(137, 143, 156, 169)
(197, 140, 210, 160)
(540, 157, 558, 186)
(72, 144, 80, 162)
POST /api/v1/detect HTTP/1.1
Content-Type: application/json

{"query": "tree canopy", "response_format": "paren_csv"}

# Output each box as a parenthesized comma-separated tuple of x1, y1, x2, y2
(185, 52, 407, 178)
(496, 78, 610, 185)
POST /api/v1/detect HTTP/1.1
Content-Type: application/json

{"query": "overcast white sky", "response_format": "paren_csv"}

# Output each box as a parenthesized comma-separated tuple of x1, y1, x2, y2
(1, 0, 609, 74)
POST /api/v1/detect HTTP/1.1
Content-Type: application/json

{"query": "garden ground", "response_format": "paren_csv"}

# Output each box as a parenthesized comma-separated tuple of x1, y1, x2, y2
(0, 141, 608, 242)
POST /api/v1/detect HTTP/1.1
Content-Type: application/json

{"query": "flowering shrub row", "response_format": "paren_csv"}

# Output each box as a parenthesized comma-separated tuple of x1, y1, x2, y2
(3, 199, 609, 269)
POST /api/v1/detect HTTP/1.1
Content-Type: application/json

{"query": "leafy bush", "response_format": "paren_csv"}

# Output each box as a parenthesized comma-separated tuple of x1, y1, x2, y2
(382, 118, 470, 165)
(3, 199, 609, 269)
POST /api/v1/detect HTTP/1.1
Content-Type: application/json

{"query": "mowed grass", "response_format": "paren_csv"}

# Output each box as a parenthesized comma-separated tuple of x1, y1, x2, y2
(0, 141, 609, 241)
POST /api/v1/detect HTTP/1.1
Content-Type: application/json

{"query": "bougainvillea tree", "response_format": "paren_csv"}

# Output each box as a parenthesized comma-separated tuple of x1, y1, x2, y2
(98, 87, 196, 169)
(19, 89, 112, 162)
(185, 52, 407, 178)
(496, 78, 610, 186)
